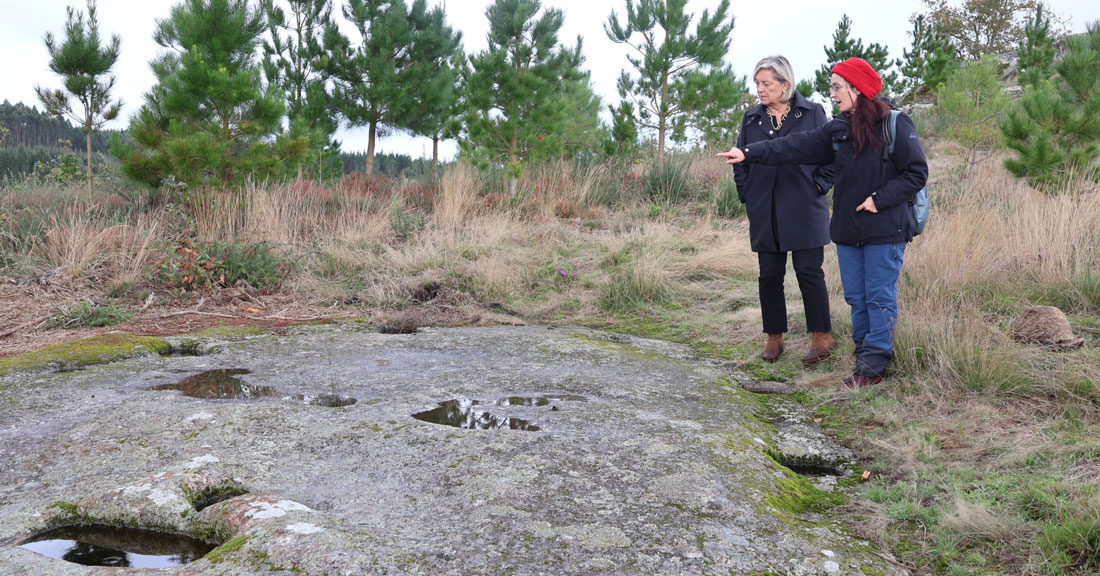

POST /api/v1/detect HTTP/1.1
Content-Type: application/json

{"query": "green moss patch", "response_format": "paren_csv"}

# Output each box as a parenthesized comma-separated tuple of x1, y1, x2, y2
(765, 468, 845, 516)
(204, 534, 248, 563)
(184, 325, 266, 340)
(0, 333, 170, 376)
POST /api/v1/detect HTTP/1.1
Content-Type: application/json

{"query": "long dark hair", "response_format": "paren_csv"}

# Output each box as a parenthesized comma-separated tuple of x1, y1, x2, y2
(849, 97, 891, 157)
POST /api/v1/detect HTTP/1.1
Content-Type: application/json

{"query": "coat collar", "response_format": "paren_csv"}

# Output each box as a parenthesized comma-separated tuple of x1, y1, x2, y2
(745, 91, 814, 121)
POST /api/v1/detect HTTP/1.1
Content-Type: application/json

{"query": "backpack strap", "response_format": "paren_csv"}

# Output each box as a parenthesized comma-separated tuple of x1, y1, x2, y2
(882, 110, 900, 160)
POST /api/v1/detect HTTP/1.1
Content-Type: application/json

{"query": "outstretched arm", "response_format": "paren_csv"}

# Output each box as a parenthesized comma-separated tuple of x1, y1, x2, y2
(717, 124, 835, 166)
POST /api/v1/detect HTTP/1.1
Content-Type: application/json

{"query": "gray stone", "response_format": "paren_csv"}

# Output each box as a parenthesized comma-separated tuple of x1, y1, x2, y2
(0, 325, 904, 575)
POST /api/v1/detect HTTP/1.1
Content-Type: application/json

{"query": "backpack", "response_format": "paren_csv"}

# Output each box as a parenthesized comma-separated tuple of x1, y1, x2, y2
(883, 110, 929, 236)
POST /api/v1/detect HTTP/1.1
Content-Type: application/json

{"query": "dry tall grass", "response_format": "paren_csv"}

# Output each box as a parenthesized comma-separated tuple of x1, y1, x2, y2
(890, 155, 1100, 397)
(109, 215, 161, 288)
(34, 206, 118, 279)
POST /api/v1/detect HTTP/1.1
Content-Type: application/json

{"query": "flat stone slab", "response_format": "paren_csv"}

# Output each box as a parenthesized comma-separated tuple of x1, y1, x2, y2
(0, 325, 904, 575)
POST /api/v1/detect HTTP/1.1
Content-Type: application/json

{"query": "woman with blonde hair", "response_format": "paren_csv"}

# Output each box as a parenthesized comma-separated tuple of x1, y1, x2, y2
(734, 55, 835, 366)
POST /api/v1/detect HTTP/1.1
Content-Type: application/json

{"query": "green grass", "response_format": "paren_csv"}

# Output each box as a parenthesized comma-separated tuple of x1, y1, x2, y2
(47, 301, 133, 329)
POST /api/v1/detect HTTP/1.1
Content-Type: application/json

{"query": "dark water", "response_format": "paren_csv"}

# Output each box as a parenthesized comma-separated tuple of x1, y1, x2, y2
(292, 393, 358, 407)
(18, 526, 215, 568)
(495, 394, 587, 406)
(413, 399, 540, 431)
(149, 369, 276, 400)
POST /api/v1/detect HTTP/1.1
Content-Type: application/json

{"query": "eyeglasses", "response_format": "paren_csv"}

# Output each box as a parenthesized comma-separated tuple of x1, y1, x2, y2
(829, 83, 851, 94)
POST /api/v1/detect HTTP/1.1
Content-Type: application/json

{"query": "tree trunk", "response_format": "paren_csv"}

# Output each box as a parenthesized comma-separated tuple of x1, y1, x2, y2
(85, 130, 94, 197)
(366, 119, 377, 184)
(432, 135, 440, 181)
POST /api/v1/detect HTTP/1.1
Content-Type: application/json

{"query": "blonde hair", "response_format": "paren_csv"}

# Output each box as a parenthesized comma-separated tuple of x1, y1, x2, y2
(753, 55, 796, 102)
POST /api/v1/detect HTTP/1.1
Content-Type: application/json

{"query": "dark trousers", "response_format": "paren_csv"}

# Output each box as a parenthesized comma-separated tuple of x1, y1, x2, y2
(758, 247, 831, 334)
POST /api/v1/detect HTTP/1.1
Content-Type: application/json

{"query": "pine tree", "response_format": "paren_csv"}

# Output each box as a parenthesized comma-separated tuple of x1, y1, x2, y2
(462, 0, 587, 170)
(609, 101, 638, 154)
(605, 0, 735, 163)
(676, 66, 750, 148)
(1017, 3, 1056, 89)
(1001, 22, 1100, 190)
(326, 0, 455, 176)
(34, 0, 123, 196)
(261, 0, 339, 179)
(814, 14, 899, 99)
(114, 0, 285, 189)
(899, 13, 958, 98)
(402, 6, 464, 179)
(936, 56, 1011, 175)
(534, 72, 604, 162)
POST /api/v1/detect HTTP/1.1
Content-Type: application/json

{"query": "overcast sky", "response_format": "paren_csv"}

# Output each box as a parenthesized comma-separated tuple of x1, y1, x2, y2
(3, 0, 1100, 159)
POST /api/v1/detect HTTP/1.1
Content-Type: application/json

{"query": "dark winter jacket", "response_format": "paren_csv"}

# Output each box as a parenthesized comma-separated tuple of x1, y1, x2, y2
(733, 92, 834, 253)
(740, 108, 928, 246)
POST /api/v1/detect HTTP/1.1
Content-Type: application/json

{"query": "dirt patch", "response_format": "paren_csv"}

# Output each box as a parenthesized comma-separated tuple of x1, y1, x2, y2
(0, 278, 497, 360)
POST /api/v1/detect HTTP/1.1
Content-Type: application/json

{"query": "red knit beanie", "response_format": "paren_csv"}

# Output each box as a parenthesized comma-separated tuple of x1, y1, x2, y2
(831, 57, 882, 99)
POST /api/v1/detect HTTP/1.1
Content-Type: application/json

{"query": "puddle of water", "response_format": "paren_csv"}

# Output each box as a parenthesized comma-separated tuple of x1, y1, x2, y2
(292, 393, 358, 408)
(413, 399, 540, 431)
(149, 369, 277, 400)
(158, 343, 207, 357)
(495, 394, 587, 406)
(379, 325, 418, 335)
(496, 396, 551, 407)
(18, 526, 215, 568)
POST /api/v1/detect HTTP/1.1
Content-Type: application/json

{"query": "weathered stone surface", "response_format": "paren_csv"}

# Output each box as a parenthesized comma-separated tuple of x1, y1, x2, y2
(767, 399, 855, 476)
(0, 325, 904, 575)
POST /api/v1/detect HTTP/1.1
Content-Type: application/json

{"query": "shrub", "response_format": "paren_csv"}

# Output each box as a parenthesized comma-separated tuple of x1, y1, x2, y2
(713, 175, 745, 219)
(388, 194, 426, 242)
(641, 156, 692, 204)
(159, 241, 284, 292)
(48, 301, 132, 329)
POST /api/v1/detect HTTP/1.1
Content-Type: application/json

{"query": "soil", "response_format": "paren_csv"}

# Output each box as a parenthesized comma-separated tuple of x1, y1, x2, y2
(0, 276, 502, 360)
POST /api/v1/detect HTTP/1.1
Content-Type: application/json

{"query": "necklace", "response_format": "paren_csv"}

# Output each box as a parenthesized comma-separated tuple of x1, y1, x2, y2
(768, 105, 790, 132)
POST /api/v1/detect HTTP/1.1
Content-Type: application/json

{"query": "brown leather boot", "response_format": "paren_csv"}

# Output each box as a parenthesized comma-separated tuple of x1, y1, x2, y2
(801, 332, 836, 366)
(761, 334, 784, 363)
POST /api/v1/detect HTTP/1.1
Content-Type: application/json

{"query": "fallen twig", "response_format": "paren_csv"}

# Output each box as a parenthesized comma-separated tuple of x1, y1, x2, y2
(155, 309, 343, 322)
(157, 310, 238, 320)
(0, 317, 47, 339)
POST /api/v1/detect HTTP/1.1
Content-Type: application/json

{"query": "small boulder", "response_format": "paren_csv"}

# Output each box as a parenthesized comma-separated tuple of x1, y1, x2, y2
(1009, 306, 1085, 351)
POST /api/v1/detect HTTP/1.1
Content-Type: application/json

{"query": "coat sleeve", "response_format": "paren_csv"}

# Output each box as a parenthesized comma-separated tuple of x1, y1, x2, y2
(809, 105, 834, 194)
(732, 117, 750, 203)
(741, 122, 835, 167)
(872, 112, 928, 209)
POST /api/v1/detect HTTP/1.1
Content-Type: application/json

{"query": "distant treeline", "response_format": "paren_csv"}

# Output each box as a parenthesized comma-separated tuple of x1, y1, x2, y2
(1, 100, 440, 182)
(0, 101, 114, 152)
(0, 101, 120, 179)
(341, 151, 437, 179)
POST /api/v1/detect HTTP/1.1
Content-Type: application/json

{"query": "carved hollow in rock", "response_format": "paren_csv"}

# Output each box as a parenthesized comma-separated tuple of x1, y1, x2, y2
(18, 525, 215, 568)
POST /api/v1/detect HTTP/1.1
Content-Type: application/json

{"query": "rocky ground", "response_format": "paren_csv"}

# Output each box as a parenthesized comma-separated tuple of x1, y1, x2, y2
(0, 323, 904, 575)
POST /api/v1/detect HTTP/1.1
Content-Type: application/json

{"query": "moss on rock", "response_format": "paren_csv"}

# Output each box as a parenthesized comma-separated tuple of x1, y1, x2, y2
(0, 333, 170, 376)
(205, 534, 248, 563)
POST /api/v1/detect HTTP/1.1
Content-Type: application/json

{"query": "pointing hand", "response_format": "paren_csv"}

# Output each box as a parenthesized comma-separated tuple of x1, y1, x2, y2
(715, 147, 745, 164)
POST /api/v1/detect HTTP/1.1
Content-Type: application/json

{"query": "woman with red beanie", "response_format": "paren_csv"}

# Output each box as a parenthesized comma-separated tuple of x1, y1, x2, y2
(717, 57, 928, 389)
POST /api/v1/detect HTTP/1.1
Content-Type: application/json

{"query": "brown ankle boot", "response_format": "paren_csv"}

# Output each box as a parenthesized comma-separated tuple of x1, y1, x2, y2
(801, 332, 836, 366)
(761, 334, 784, 363)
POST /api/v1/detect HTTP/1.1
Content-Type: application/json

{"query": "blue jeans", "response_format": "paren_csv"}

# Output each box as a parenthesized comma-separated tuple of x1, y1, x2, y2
(836, 243, 906, 378)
